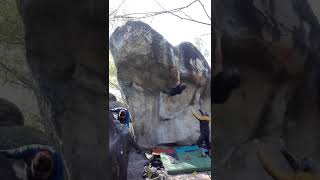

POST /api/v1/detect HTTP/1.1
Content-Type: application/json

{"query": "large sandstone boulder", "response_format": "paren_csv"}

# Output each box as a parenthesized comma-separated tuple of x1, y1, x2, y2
(16, 0, 108, 179)
(110, 21, 211, 147)
(214, 0, 320, 179)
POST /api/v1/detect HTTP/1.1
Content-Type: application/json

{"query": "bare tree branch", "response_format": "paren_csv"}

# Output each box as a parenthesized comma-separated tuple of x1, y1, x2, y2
(153, 0, 210, 26)
(200, 33, 211, 36)
(111, 0, 197, 17)
(109, 0, 127, 16)
(109, 0, 211, 26)
(197, 0, 211, 21)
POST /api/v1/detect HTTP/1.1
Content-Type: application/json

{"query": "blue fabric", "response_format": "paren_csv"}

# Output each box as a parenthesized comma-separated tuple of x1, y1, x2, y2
(110, 107, 131, 127)
(1, 145, 64, 180)
(52, 152, 64, 180)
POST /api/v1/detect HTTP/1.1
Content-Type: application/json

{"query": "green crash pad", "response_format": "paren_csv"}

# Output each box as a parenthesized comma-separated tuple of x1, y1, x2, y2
(160, 149, 211, 175)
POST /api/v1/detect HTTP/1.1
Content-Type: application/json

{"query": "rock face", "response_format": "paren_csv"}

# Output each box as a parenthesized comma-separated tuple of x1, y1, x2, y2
(109, 112, 129, 180)
(0, 153, 19, 180)
(110, 21, 211, 147)
(214, 0, 320, 179)
(109, 92, 117, 102)
(109, 93, 139, 180)
(16, 0, 108, 179)
(0, 98, 24, 126)
(0, 126, 56, 149)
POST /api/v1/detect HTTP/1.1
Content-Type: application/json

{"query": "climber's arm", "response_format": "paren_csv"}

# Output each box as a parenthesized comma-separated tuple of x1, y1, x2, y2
(192, 111, 201, 121)
(192, 111, 210, 121)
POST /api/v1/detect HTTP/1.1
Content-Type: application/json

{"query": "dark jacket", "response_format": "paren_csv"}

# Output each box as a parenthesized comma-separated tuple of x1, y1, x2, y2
(110, 107, 131, 127)
(164, 84, 186, 96)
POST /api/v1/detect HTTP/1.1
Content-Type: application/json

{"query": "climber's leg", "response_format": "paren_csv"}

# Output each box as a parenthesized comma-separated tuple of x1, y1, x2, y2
(197, 133, 205, 147)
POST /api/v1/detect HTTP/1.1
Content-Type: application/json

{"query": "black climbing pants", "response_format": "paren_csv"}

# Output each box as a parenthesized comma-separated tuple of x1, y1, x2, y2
(197, 133, 210, 148)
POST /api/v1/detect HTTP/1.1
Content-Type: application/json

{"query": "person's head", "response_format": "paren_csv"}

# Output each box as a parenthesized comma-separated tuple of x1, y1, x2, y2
(31, 151, 54, 179)
(118, 110, 126, 119)
(199, 109, 209, 116)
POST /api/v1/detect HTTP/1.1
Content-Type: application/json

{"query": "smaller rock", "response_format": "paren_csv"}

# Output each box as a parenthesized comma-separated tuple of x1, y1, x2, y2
(109, 93, 117, 102)
(0, 98, 24, 126)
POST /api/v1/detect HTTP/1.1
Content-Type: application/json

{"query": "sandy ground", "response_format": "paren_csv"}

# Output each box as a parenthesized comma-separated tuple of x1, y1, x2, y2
(127, 151, 212, 180)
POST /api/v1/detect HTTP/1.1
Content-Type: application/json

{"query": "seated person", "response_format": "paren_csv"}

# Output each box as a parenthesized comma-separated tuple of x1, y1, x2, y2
(1, 144, 64, 180)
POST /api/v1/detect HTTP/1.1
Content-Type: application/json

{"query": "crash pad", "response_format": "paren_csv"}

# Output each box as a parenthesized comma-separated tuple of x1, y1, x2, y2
(152, 147, 175, 155)
(175, 145, 199, 153)
(175, 145, 208, 153)
(160, 149, 211, 175)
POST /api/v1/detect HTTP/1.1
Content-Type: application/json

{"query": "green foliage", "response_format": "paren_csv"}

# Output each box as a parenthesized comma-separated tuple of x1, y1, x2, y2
(109, 53, 119, 90)
(194, 37, 209, 59)
(109, 52, 125, 103)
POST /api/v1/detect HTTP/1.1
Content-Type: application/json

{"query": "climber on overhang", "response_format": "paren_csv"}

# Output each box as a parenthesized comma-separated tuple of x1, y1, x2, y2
(1, 144, 64, 180)
(110, 107, 132, 127)
(191, 109, 211, 150)
(162, 83, 187, 96)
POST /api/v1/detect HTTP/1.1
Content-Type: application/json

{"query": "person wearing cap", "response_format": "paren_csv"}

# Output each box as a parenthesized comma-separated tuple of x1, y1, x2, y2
(110, 107, 131, 127)
(191, 109, 211, 149)
(1, 144, 64, 180)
